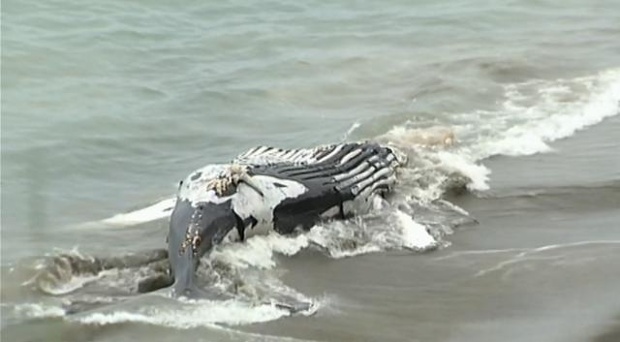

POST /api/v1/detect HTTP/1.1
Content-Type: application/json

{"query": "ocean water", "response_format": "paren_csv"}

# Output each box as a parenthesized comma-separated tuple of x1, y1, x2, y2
(1, 0, 619, 341)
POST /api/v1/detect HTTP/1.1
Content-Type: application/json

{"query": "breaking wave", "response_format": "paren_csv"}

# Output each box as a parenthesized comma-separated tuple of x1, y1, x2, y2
(462, 68, 620, 158)
(70, 297, 306, 328)
(372, 67, 620, 208)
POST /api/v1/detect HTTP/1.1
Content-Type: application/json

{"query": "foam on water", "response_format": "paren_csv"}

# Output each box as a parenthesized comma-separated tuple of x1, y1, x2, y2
(433, 150, 490, 192)
(465, 68, 620, 159)
(71, 299, 296, 328)
(24, 248, 169, 297)
(380, 67, 620, 197)
(5, 297, 305, 329)
(36, 273, 103, 296)
(23, 249, 103, 295)
(212, 234, 311, 270)
(12, 303, 66, 319)
(6, 300, 271, 330)
(99, 197, 176, 226)
(394, 210, 436, 249)
(304, 209, 437, 258)
(341, 121, 361, 141)
(207, 207, 436, 268)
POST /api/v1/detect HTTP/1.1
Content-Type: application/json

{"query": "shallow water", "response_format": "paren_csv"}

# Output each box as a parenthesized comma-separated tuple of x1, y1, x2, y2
(2, 0, 620, 341)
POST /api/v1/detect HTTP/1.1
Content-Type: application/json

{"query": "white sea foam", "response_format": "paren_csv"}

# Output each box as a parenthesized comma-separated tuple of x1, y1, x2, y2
(467, 68, 620, 159)
(305, 210, 436, 258)
(99, 197, 176, 226)
(394, 210, 436, 250)
(433, 150, 490, 191)
(210, 208, 435, 267)
(25, 249, 103, 295)
(212, 234, 311, 270)
(11, 290, 316, 328)
(12, 303, 66, 319)
(72, 299, 292, 328)
(342, 121, 361, 141)
(382, 68, 620, 197)
(38, 274, 102, 295)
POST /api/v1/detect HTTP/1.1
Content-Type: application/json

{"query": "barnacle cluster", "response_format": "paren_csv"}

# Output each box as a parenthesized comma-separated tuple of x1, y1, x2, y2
(179, 210, 204, 256)
(205, 164, 249, 197)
